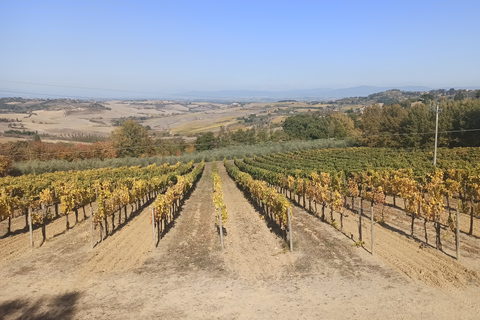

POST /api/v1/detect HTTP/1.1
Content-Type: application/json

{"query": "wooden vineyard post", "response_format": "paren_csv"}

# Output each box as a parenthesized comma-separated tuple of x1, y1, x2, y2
(358, 198, 362, 242)
(288, 207, 293, 252)
(41, 203, 46, 243)
(370, 205, 374, 255)
(456, 207, 460, 260)
(90, 204, 94, 249)
(28, 208, 34, 247)
(151, 206, 156, 248)
(218, 207, 224, 250)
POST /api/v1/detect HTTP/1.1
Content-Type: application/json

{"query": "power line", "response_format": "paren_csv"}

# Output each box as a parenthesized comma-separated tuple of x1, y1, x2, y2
(364, 128, 480, 138)
(0, 89, 106, 100)
(0, 80, 165, 96)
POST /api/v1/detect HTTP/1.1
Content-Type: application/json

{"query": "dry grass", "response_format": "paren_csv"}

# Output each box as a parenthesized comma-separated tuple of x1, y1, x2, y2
(171, 116, 240, 135)
(271, 116, 287, 124)
(337, 104, 363, 111)
(226, 123, 246, 131)
(0, 99, 352, 143)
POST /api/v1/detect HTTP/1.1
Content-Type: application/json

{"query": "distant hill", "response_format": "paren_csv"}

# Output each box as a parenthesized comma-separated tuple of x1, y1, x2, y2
(174, 86, 433, 101)
(332, 88, 480, 106)
(0, 98, 110, 113)
(2, 86, 479, 106)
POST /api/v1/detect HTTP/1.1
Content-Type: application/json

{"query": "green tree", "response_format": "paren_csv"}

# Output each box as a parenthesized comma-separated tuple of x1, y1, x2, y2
(269, 129, 291, 142)
(283, 114, 329, 140)
(421, 93, 434, 104)
(217, 127, 231, 147)
(400, 103, 435, 148)
(399, 100, 412, 109)
(346, 110, 361, 129)
(195, 132, 217, 151)
(360, 104, 383, 146)
(153, 136, 186, 156)
(454, 91, 465, 101)
(256, 128, 269, 143)
(449, 100, 480, 147)
(109, 120, 153, 157)
(378, 104, 408, 147)
(231, 128, 256, 144)
(326, 112, 358, 138)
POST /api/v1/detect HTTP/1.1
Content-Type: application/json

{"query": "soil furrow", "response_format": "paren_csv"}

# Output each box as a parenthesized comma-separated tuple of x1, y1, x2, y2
(143, 162, 224, 274)
(217, 162, 293, 281)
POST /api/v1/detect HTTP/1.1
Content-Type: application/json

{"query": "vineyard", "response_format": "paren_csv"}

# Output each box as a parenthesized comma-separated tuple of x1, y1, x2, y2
(0, 161, 197, 248)
(1, 147, 480, 319)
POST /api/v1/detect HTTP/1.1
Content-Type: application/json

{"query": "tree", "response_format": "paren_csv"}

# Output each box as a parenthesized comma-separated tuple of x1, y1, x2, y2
(283, 114, 329, 140)
(231, 128, 256, 145)
(399, 99, 412, 109)
(326, 112, 358, 139)
(360, 104, 383, 146)
(217, 127, 231, 147)
(91, 141, 117, 160)
(400, 103, 435, 148)
(454, 91, 465, 101)
(454, 100, 480, 147)
(109, 120, 153, 157)
(195, 132, 217, 151)
(346, 110, 361, 129)
(184, 144, 196, 153)
(269, 129, 291, 142)
(378, 104, 408, 147)
(421, 93, 434, 104)
(0, 156, 13, 177)
(33, 133, 42, 143)
(257, 128, 269, 143)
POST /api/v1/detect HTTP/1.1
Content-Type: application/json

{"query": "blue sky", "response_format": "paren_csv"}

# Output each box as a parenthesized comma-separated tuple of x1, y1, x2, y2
(0, 0, 479, 98)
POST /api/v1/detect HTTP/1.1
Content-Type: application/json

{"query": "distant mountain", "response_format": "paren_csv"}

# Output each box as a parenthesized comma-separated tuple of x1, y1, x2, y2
(327, 86, 432, 98)
(174, 86, 433, 101)
(3, 85, 477, 102)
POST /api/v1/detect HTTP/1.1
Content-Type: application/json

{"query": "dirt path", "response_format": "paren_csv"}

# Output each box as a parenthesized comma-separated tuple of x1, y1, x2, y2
(142, 162, 224, 275)
(217, 162, 294, 281)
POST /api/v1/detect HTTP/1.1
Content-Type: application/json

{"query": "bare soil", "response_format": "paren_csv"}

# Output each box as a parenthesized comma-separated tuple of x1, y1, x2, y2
(1, 162, 479, 319)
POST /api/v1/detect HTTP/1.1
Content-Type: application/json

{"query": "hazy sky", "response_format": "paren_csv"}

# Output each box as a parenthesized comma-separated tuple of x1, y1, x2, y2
(1, 0, 479, 98)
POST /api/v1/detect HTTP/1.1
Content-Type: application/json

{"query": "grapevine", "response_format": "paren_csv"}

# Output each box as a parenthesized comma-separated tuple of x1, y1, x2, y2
(212, 159, 227, 226)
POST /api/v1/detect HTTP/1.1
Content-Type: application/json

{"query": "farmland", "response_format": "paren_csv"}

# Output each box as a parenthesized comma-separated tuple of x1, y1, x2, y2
(0, 98, 328, 143)
(1, 147, 480, 319)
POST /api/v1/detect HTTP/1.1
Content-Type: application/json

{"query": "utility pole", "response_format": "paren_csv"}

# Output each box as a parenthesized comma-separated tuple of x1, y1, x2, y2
(433, 102, 440, 166)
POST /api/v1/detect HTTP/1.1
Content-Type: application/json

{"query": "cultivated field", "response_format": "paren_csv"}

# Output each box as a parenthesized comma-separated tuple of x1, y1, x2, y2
(1, 161, 479, 319)
(0, 99, 327, 142)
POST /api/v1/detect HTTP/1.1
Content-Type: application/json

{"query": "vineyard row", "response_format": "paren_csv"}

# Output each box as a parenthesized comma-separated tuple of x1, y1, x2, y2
(234, 155, 479, 253)
(0, 161, 195, 239)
